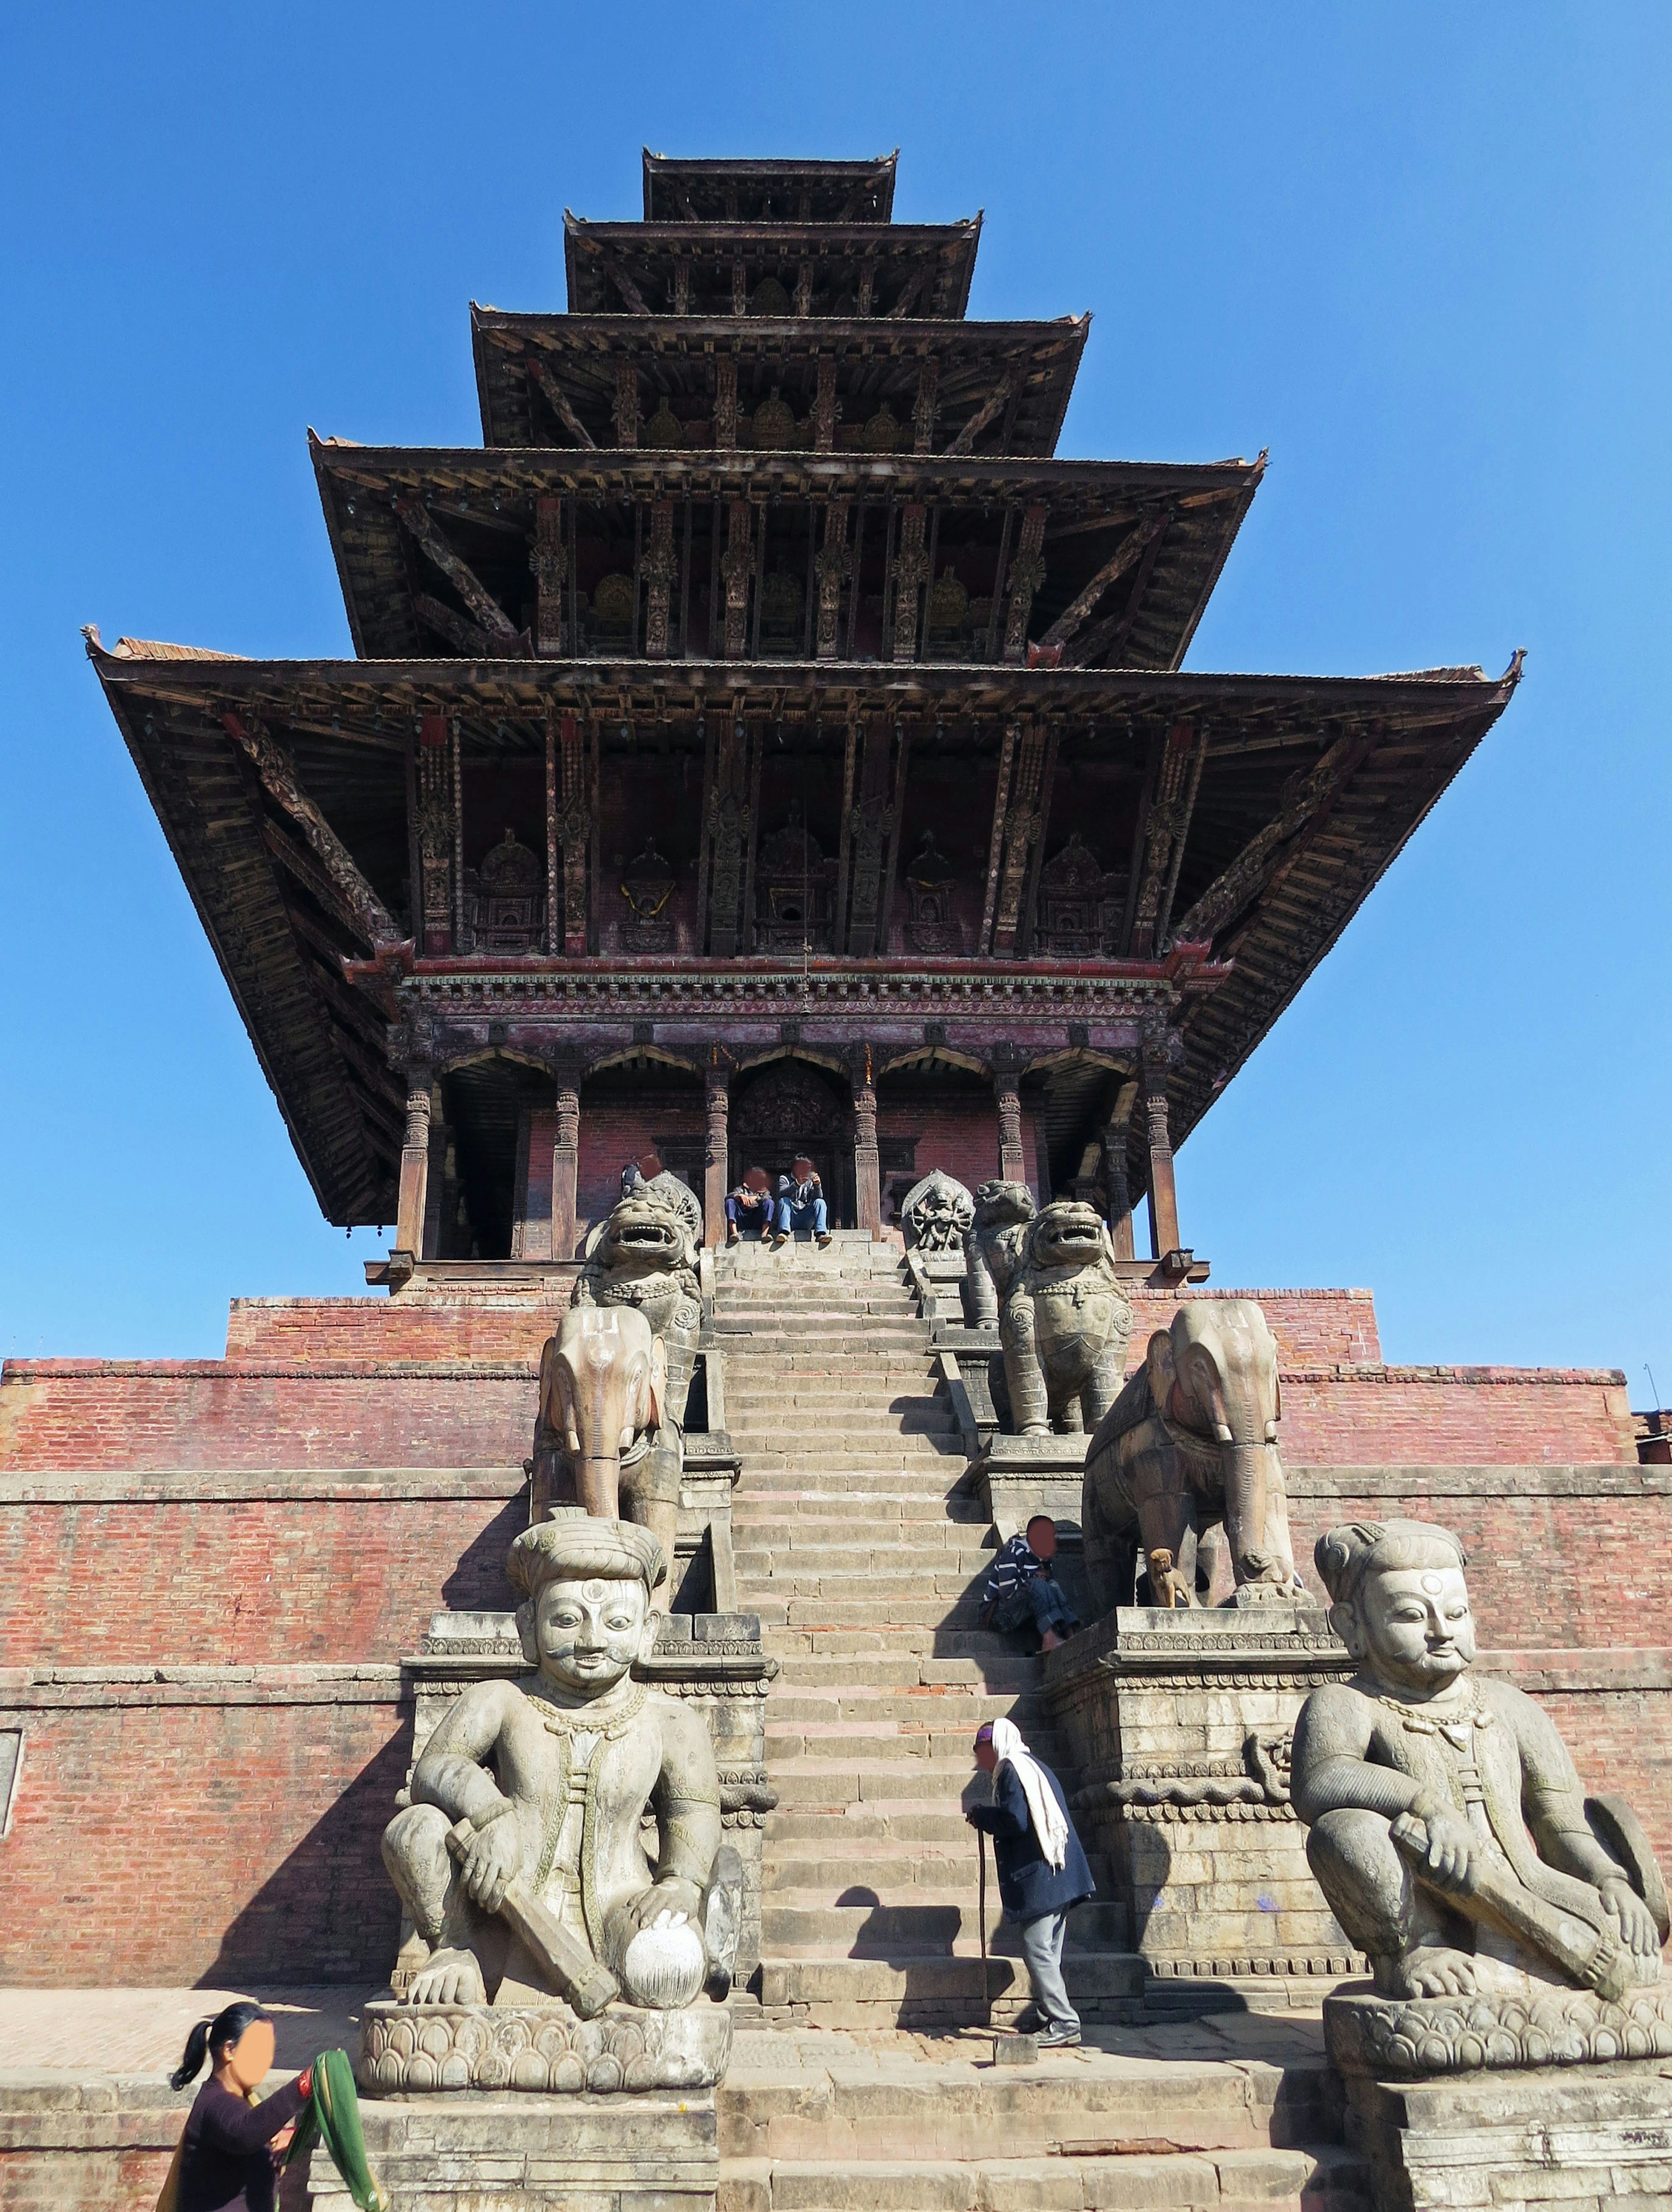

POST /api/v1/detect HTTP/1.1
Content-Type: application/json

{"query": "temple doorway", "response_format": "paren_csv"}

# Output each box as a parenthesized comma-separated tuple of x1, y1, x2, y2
(728, 1058, 853, 1227)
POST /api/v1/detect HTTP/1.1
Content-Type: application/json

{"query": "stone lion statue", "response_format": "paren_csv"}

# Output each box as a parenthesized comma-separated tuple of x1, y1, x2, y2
(978, 1192, 1133, 1437)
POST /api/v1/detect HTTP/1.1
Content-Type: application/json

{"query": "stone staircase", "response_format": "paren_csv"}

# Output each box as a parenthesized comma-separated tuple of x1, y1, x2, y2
(714, 1232, 1139, 2031)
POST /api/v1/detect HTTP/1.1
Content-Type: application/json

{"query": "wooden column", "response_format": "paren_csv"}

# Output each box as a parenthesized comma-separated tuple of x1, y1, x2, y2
(994, 1071, 1027, 1187)
(1103, 1121, 1135, 1260)
(1144, 1077, 1182, 1261)
(851, 1053, 881, 1237)
(550, 1074, 580, 1262)
(703, 1062, 730, 1247)
(395, 1074, 432, 1260)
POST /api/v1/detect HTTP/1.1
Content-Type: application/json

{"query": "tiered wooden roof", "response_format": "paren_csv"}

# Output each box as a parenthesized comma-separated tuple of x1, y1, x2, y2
(89, 145, 1521, 1233)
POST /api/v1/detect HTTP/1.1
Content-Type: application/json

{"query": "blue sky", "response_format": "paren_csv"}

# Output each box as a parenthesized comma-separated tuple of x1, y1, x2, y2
(2, 3, 1668, 1384)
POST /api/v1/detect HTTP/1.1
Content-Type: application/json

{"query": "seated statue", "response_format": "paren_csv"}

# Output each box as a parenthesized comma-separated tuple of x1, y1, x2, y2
(383, 1511, 730, 2015)
(1292, 1519, 1668, 2003)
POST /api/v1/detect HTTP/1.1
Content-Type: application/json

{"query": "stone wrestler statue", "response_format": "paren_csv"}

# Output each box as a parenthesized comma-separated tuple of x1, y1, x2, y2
(1292, 1519, 1667, 2003)
(383, 1511, 723, 2013)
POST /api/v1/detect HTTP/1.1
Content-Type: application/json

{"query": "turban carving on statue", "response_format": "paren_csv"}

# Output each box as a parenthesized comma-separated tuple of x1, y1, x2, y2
(1313, 1519, 1466, 1608)
(507, 1508, 668, 1600)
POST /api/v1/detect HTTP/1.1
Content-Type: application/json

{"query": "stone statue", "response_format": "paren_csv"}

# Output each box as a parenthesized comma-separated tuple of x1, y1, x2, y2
(990, 1198, 1132, 1437)
(382, 1511, 734, 2016)
(1082, 1297, 1302, 1611)
(1292, 1518, 1668, 2003)
(899, 1168, 974, 1255)
(961, 1178, 1035, 1330)
(533, 1177, 702, 1568)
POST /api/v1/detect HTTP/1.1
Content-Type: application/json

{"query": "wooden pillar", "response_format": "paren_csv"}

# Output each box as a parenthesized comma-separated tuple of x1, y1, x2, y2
(395, 1074, 432, 1260)
(1144, 1079, 1181, 1261)
(1103, 1121, 1135, 1261)
(852, 1053, 880, 1237)
(550, 1074, 580, 1262)
(703, 1063, 730, 1247)
(994, 1070, 1027, 1187)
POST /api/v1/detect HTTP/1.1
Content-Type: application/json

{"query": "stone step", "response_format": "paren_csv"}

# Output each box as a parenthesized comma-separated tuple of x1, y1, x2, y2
(756, 1950, 1148, 2023)
(765, 1806, 990, 1847)
(771, 1652, 1040, 1690)
(768, 1765, 990, 1810)
(747, 1572, 991, 1606)
(718, 2147, 1367, 2212)
(758, 1899, 1131, 1955)
(759, 1846, 1011, 1891)
(718, 2045, 1350, 2163)
(735, 1494, 989, 1525)
(725, 1399, 955, 1422)
(765, 1689, 1052, 1726)
(762, 1626, 1022, 1658)
(765, 1723, 1065, 1763)
(737, 1546, 994, 1580)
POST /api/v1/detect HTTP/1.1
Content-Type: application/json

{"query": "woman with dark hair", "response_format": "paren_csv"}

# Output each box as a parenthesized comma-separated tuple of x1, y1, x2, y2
(163, 2000, 312, 2212)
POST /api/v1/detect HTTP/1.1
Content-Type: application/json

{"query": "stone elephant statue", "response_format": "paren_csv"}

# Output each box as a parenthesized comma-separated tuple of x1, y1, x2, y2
(1082, 1297, 1303, 1614)
(535, 1304, 667, 1534)
(992, 1196, 1133, 1437)
(531, 1178, 701, 1577)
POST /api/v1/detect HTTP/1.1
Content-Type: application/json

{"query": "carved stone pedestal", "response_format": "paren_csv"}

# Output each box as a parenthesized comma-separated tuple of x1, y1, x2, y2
(1327, 1978, 1672, 2210)
(308, 2089, 719, 2212)
(1044, 1603, 1362, 2007)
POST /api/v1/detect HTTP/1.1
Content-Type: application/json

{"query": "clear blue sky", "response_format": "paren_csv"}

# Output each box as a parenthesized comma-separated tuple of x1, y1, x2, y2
(3, 3, 1668, 1386)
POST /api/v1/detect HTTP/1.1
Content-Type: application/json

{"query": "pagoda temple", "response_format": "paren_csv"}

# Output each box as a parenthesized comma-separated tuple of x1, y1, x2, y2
(88, 145, 1518, 1280)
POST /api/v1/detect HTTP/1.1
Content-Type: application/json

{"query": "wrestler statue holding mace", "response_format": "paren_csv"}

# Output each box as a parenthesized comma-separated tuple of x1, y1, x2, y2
(1291, 1519, 1668, 2004)
(382, 1510, 733, 2019)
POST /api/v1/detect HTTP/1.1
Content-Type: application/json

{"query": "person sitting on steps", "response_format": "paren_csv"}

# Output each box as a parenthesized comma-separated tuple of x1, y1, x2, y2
(725, 1167, 773, 1244)
(771, 1156, 831, 1248)
(966, 1718, 1095, 2047)
(984, 1515, 1081, 1651)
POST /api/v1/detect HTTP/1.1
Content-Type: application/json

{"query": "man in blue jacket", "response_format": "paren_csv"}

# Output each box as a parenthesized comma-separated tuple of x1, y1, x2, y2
(965, 1718, 1096, 2045)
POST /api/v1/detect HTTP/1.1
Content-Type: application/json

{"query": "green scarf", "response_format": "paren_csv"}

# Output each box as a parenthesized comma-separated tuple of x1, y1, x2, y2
(284, 2047, 388, 2211)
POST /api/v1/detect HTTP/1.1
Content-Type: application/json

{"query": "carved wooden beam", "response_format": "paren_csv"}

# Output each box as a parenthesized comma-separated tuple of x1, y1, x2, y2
(1154, 724, 1209, 948)
(943, 373, 1014, 458)
(1127, 722, 1200, 957)
(227, 713, 400, 945)
(891, 503, 928, 665)
(815, 499, 851, 659)
(877, 718, 911, 955)
(1173, 726, 1380, 948)
(608, 257, 651, 314)
(525, 355, 597, 449)
(413, 591, 498, 658)
(714, 356, 738, 449)
(1015, 720, 1060, 958)
(1039, 511, 1170, 652)
(533, 496, 568, 656)
(912, 357, 940, 453)
(1001, 503, 1048, 663)
(978, 719, 1020, 952)
(613, 360, 640, 448)
(991, 719, 1050, 955)
(720, 500, 753, 658)
(888, 266, 930, 319)
(812, 356, 837, 452)
(1073, 517, 1171, 668)
(394, 497, 528, 654)
(644, 500, 676, 659)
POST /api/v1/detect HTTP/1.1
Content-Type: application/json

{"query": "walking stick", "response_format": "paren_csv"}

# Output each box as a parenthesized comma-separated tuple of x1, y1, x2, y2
(977, 1826, 988, 1963)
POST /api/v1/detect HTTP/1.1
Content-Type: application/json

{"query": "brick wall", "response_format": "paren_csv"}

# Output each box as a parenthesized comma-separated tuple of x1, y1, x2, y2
(1129, 1287, 1383, 1365)
(0, 1676, 406, 1984)
(0, 1476, 526, 1668)
(1277, 1367, 1634, 1465)
(226, 1291, 571, 1363)
(879, 1094, 1044, 1207)
(0, 1363, 536, 1472)
(576, 1098, 705, 1232)
(1287, 1466, 1672, 1651)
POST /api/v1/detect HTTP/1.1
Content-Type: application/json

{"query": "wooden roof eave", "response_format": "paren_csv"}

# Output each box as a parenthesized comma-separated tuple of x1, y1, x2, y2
(1160, 449, 1267, 674)
(91, 645, 1521, 733)
(88, 645, 389, 1225)
(1167, 676, 1521, 1149)
(640, 150, 900, 223)
(309, 429, 372, 659)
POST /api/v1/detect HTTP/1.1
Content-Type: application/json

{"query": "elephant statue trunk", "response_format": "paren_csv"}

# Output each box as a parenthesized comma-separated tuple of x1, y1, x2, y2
(536, 1305, 666, 1527)
(1223, 1440, 1276, 1585)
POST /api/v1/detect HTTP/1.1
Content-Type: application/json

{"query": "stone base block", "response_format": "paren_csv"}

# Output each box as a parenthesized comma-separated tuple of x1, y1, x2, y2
(307, 2091, 717, 2212)
(1338, 2062, 1672, 2211)
(360, 1997, 732, 2094)
(1325, 1977, 1672, 2079)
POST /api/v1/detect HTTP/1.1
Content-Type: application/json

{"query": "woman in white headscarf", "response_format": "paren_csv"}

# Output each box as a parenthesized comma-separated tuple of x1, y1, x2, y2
(967, 1717, 1096, 2045)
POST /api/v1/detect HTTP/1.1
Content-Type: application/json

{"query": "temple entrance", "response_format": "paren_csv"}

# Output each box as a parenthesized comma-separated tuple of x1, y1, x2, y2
(728, 1058, 853, 1227)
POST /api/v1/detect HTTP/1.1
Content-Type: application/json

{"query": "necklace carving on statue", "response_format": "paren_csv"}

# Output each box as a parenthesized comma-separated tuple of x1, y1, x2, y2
(535, 1680, 649, 1743)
